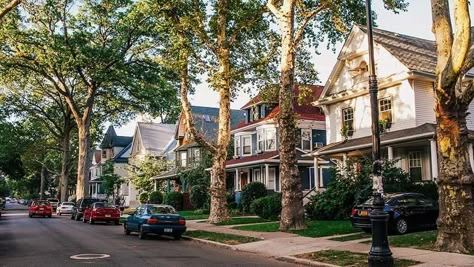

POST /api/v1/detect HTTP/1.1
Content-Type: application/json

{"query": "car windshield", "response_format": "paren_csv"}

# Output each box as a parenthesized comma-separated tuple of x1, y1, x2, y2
(82, 199, 100, 206)
(148, 205, 177, 214)
(47, 199, 59, 202)
(36, 201, 49, 206)
(61, 202, 74, 206)
(94, 202, 114, 208)
(363, 195, 395, 205)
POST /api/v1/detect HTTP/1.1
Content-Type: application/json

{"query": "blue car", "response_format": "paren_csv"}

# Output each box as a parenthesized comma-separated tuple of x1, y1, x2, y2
(124, 204, 186, 240)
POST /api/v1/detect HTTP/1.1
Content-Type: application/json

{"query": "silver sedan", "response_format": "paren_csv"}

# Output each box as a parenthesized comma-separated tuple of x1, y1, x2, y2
(56, 202, 75, 216)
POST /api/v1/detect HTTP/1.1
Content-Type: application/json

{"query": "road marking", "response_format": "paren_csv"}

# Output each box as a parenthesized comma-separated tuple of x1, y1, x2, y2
(2, 213, 28, 216)
(70, 254, 111, 260)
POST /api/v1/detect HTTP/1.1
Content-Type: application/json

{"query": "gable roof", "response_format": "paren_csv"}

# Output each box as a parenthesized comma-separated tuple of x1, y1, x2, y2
(100, 126, 132, 149)
(232, 84, 325, 131)
(359, 26, 437, 75)
(136, 122, 176, 156)
(113, 142, 132, 163)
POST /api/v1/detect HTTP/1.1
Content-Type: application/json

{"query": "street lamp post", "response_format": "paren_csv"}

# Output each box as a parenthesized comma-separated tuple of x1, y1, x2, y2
(365, 0, 394, 266)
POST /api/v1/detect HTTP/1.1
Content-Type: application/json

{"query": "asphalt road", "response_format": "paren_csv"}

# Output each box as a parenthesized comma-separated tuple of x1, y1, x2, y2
(0, 203, 298, 267)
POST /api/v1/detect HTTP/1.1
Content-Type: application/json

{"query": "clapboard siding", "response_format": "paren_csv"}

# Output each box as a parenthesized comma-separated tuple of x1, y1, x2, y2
(414, 80, 435, 126)
(466, 101, 474, 130)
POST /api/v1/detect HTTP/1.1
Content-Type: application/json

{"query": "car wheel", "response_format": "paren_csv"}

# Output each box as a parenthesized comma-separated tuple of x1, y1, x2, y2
(138, 225, 146, 240)
(70, 214, 75, 220)
(47, 215, 52, 218)
(362, 228, 372, 233)
(82, 216, 87, 223)
(75, 214, 80, 221)
(124, 223, 130, 235)
(395, 218, 408, 235)
(89, 216, 94, 225)
(58, 212, 61, 216)
(29, 213, 32, 218)
(174, 234, 181, 240)
(114, 220, 120, 225)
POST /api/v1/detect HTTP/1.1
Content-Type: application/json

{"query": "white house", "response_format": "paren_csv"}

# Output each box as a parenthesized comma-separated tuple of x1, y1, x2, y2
(311, 25, 474, 182)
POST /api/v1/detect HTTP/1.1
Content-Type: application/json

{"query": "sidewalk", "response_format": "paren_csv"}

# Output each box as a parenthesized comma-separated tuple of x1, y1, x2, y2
(186, 220, 474, 267)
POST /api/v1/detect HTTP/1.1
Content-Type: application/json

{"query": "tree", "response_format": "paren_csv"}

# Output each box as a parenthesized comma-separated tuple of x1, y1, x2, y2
(266, 0, 408, 230)
(130, 156, 168, 193)
(100, 160, 122, 202)
(0, 0, 178, 199)
(0, 0, 21, 21)
(430, 0, 474, 253)
(152, 0, 278, 223)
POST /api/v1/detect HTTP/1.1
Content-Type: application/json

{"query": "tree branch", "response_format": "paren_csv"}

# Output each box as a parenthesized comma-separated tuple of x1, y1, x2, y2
(294, 3, 327, 48)
(0, 0, 21, 21)
(450, 0, 471, 74)
(266, 0, 283, 20)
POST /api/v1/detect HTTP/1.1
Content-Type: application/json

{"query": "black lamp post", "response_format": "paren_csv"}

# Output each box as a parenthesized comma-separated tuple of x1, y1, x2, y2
(365, 0, 394, 266)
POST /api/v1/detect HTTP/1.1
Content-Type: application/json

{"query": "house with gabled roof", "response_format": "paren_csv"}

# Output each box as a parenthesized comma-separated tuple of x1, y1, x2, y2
(89, 126, 133, 201)
(311, 25, 474, 182)
(225, 85, 330, 203)
(152, 106, 245, 194)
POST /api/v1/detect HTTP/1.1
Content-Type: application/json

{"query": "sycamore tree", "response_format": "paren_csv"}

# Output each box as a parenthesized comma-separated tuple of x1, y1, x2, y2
(266, 0, 408, 230)
(0, 0, 20, 21)
(430, 0, 474, 253)
(0, 0, 178, 199)
(150, 0, 279, 223)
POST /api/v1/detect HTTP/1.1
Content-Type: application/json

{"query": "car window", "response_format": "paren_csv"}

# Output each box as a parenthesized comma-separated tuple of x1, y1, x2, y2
(148, 205, 177, 215)
(398, 196, 418, 206)
(62, 202, 74, 206)
(82, 199, 100, 207)
(417, 196, 434, 206)
(36, 201, 49, 206)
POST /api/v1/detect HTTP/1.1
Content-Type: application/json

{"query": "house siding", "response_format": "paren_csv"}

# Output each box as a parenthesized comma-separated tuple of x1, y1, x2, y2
(467, 101, 474, 130)
(414, 80, 436, 126)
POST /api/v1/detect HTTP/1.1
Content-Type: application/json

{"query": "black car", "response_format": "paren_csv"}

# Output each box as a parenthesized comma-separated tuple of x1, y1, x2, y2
(71, 198, 101, 221)
(351, 193, 438, 235)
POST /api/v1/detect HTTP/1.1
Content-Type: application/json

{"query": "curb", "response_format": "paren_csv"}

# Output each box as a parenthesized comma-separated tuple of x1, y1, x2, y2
(182, 235, 239, 251)
(275, 256, 340, 267)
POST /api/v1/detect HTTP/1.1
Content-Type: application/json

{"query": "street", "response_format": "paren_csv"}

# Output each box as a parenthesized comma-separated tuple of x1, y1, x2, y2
(0, 204, 297, 267)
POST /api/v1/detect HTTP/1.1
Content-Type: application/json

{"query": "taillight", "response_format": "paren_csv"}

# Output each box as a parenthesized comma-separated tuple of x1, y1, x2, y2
(178, 218, 186, 225)
(351, 208, 357, 216)
(147, 218, 159, 224)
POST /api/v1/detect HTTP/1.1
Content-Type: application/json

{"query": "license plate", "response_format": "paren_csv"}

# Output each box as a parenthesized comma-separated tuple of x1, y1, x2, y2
(39, 208, 44, 211)
(164, 228, 173, 233)
(359, 210, 369, 216)
(105, 214, 111, 217)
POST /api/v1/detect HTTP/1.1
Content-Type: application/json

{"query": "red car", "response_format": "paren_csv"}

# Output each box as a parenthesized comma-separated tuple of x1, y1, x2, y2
(29, 200, 52, 218)
(82, 202, 120, 225)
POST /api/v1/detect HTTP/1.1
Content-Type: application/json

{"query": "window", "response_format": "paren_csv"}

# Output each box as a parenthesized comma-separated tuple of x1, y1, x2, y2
(408, 152, 422, 181)
(253, 169, 262, 183)
(301, 129, 312, 151)
(257, 129, 264, 152)
(379, 97, 392, 122)
(243, 136, 251, 155)
(265, 128, 276, 151)
(102, 150, 107, 159)
(234, 137, 241, 156)
(342, 108, 354, 135)
(192, 148, 201, 166)
(180, 151, 187, 167)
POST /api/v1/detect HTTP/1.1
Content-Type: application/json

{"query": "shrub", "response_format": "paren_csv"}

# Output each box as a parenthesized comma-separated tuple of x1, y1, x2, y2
(139, 192, 149, 204)
(226, 191, 238, 209)
(250, 193, 282, 220)
(163, 191, 183, 210)
(240, 182, 267, 212)
(306, 159, 437, 220)
(149, 191, 163, 204)
(190, 185, 209, 209)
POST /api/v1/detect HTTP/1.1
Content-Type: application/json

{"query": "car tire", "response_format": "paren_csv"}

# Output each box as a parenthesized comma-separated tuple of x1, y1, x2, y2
(395, 218, 408, 235)
(47, 215, 52, 218)
(124, 223, 130, 235)
(138, 226, 146, 240)
(114, 220, 120, 225)
(70, 214, 75, 220)
(362, 228, 372, 233)
(82, 216, 87, 223)
(174, 234, 181, 240)
(89, 217, 94, 225)
(58, 212, 61, 216)
(29, 214, 32, 218)
(75, 214, 80, 221)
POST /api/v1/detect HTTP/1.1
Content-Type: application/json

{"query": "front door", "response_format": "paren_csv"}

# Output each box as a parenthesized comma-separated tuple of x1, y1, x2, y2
(240, 172, 248, 189)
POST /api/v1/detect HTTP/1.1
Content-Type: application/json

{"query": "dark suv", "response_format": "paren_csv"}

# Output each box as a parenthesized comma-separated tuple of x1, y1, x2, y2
(71, 198, 101, 221)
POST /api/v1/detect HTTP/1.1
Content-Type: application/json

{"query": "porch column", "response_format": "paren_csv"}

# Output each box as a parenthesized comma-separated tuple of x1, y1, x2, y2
(387, 146, 394, 161)
(469, 143, 474, 171)
(235, 168, 240, 191)
(313, 157, 320, 189)
(265, 164, 270, 189)
(166, 179, 171, 193)
(430, 139, 439, 180)
(153, 180, 157, 191)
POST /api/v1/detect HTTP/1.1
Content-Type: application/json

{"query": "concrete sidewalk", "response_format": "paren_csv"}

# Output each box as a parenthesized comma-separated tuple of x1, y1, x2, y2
(186, 220, 474, 267)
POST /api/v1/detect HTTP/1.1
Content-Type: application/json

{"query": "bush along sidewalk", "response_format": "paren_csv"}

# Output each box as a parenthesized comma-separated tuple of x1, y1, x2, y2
(184, 230, 261, 245)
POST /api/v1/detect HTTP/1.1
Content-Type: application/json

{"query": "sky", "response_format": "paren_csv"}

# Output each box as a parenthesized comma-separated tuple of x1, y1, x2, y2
(115, 1, 473, 136)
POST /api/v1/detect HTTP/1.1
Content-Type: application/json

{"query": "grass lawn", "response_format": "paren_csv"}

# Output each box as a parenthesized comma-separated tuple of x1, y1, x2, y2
(233, 220, 360, 238)
(296, 250, 420, 267)
(214, 217, 272, 226)
(184, 230, 261, 245)
(179, 210, 209, 220)
(329, 232, 372, 242)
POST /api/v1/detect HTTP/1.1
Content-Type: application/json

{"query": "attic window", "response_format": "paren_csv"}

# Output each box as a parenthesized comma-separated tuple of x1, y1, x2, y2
(349, 61, 368, 76)
(204, 114, 211, 122)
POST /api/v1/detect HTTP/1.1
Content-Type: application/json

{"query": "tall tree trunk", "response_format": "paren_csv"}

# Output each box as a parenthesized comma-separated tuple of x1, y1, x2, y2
(40, 164, 47, 200)
(434, 83, 474, 253)
(277, 0, 305, 231)
(208, 0, 231, 223)
(59, 122, 72, 202)
(76, 121, 91, 200)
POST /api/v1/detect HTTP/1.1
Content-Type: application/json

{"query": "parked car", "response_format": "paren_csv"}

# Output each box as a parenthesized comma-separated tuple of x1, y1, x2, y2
(351, 193, 438, 235)
(71, 198, 101, 221)
(124, 204, 186, 240)
(47, 198, 59, 211)
(56, 202, 75, 216)
(28, 200, 52, 218)
(82, 202, 120, 225)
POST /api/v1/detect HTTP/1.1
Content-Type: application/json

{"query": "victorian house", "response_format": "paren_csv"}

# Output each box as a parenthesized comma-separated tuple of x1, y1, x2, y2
(311, 25, 474, 182)
(225, 85, 330, 202)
